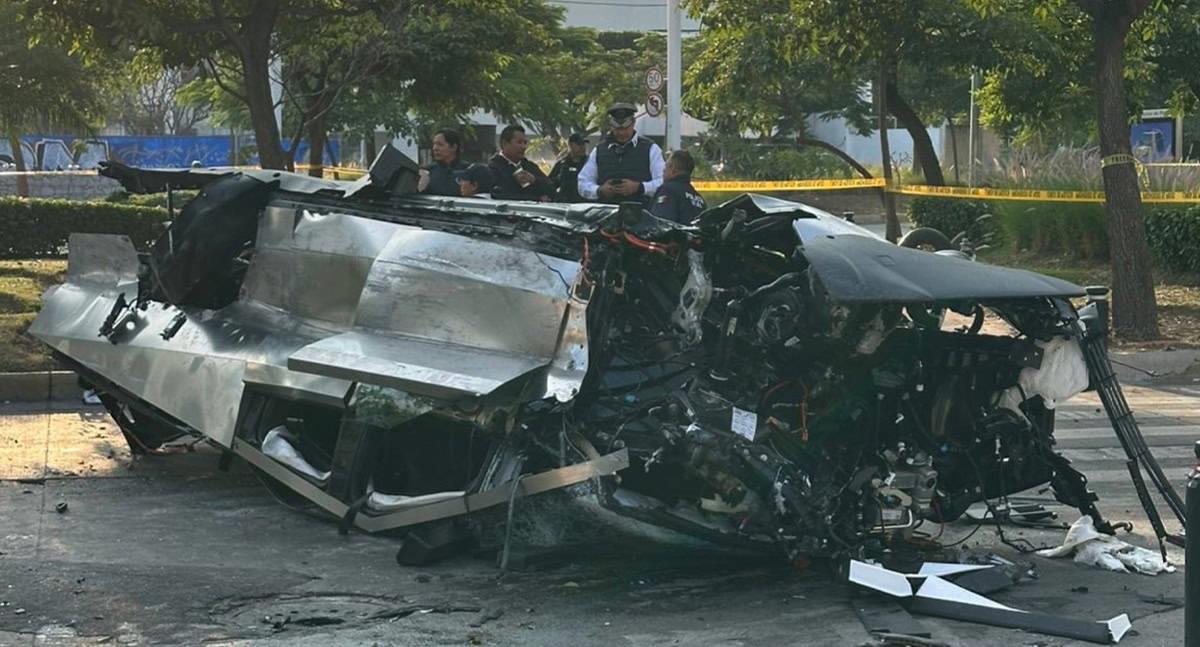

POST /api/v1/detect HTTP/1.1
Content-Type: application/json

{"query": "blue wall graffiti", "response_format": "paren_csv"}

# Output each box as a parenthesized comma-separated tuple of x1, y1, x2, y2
(3, 134, 339, 169)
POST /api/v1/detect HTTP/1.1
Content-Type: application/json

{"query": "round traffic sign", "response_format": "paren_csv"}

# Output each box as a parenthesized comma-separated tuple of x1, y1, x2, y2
(646, 92, 664, 117)
(644, 67, 664, 92)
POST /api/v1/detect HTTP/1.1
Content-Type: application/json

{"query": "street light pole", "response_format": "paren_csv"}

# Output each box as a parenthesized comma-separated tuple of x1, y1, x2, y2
(666, 0, 682, 151)
(968, 69, 979, 187)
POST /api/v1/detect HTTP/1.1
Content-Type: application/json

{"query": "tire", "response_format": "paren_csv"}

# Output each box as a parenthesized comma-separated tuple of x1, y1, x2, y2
(899, 227, 954, 252)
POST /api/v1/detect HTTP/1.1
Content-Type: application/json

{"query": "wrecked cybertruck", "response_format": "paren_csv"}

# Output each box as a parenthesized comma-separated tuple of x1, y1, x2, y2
(30, 148, 1186, 561)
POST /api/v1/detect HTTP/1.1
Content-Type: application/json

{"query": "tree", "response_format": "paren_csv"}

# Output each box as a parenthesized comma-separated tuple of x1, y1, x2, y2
(0, 1, 105, 194)
(684, 0, 992, 240)
(682, 12, 876, 179)
(108, 54, 208, 135)
(975, 0, 1160, 339)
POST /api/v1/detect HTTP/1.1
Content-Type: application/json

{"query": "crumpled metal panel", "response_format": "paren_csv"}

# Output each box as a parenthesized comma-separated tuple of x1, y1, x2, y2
(241, 206, 398, 327)
(288, 331, 546, 399)
(353, 230, 578, 355)
(65, 234, 141, 287)
(31, 235, 355, 447)
(289, 229, 581, 398)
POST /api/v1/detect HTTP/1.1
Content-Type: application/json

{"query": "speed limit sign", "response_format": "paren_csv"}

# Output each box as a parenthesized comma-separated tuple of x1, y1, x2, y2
(644, 67, 664, 92)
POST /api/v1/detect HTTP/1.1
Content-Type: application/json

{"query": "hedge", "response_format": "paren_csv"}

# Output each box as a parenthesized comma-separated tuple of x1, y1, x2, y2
(0, 197, 168, 258)
(991, 201, 1108, 261)
(907, 196, 1107, 261)
(1145, 206, 1200, 274)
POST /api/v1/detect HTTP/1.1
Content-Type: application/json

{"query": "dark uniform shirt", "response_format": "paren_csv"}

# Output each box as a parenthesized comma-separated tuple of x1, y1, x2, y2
(650, 175, 706, 225)
(488, 153, 554, 201)
(422, 159, 469, 196)
(549, 154, 587, 202)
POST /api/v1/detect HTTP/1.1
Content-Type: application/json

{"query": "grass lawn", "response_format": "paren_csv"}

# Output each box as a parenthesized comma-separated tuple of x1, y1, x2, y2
(0, 253, 1197, 373)
(979, 250, 1200, 349)
(0, 259, 66, 372)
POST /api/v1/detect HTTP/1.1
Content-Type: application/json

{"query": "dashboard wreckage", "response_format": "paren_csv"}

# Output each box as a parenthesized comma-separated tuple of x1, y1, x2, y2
(30, 147, 1187, 564)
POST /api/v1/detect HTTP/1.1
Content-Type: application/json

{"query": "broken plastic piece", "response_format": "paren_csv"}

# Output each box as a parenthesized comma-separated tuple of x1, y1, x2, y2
(913, 563, 993, 578)
(849, 560, 913, 598)
(914, 576, 1017, 612)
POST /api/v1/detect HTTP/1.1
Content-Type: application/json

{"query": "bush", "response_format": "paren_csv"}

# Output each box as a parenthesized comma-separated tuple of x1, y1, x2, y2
(0, 197, 168, 258)
(104, 189, 198, 209)
(906, 197, 990, 235)
(992, 201, 1108, 261)
(1146, 207, 1200, 274)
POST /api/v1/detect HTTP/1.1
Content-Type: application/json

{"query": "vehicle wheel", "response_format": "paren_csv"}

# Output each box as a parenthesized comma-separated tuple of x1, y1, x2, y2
(899, 227, 954, 252)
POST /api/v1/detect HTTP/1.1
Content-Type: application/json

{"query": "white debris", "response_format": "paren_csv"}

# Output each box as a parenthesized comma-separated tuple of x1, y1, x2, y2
(1021, 337, 1090, 409)
(1037, 516, 1175, 575)
(913, 563, 994, 578)
(848, 560, 913, 598)
(914, 575, 1021, 612)
(262, 426, 331, 482)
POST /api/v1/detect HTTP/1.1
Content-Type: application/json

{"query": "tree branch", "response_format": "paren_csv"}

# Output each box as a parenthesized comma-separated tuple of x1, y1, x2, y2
(201, 57, 249, 104)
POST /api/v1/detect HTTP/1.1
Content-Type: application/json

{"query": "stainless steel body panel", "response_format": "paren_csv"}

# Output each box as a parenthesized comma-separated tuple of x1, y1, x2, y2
(33, 199, 585, 443)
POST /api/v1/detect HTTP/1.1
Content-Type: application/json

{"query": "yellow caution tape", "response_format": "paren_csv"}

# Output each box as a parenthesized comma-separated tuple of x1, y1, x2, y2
(890, 183, 1200, 203)
(693, 178, 886, 192)
(890, 184, 1108, 202)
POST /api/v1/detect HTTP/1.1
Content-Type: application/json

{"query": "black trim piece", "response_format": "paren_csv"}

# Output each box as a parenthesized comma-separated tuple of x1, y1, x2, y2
(907, 598, 1116, 644)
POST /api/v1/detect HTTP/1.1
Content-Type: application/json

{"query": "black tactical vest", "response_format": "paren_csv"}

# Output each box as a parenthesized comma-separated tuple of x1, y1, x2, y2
(596, 136, 653, 184)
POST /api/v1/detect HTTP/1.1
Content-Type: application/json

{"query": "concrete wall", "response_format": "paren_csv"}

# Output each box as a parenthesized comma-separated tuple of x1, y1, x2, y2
(0, 173, 122, 200)
(808, 116, 945, 170)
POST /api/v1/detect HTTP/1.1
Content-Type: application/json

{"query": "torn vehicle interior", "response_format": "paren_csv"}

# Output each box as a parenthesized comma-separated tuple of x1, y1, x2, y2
(30, 147, 1187, 562)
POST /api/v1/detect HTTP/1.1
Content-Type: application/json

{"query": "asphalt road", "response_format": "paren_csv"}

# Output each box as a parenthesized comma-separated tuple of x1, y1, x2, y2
(0, 380, 1195, 646)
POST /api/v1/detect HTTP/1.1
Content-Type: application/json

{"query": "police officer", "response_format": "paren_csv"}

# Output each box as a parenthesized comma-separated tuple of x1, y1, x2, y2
(578, 102, 664, 204)
(549, 132, 588, 202)
(488, 124, 554, 201)
(651, 150, 706, 224)
(419, 128, 469, 196)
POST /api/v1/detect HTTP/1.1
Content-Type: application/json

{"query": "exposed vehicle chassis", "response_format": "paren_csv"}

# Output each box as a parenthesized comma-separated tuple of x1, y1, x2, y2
(30, 149, 1185, 562)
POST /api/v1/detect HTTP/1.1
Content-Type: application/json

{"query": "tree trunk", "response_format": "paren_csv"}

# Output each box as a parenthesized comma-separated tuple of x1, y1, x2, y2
(877, 68, 900, 243)
(885, 77, 946, 186)
(797, 135, 874, 179)
(364, 130, 377, 165)
(239, 1, 286, 170)
(1092, 7, 1159, 340)
(7, 132, 29, 197)
(307, 112, 327, 178)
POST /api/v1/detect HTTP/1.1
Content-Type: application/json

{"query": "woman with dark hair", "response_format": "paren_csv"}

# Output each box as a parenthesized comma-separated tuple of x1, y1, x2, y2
(419, 128, 469, 196)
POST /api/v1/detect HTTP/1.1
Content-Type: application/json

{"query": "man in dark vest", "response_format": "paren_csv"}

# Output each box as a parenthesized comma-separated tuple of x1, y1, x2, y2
(577, 102, 664, 204)
(549, 132, 589, 202)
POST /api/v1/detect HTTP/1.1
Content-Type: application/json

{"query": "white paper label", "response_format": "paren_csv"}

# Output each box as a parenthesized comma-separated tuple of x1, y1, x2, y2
(731, 407, 758, 441)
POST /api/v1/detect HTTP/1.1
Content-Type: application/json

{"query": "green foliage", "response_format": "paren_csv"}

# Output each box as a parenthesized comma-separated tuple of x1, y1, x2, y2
(905, 197, 993, 238)
(693, 135, 856, 180)
(1145, 207, 1200, 274)
(0, 197, 167, 258)
(0, 2, 106, 136)
(104, 189, 198, 208)
(991, 201, 1108, 261)
(682, 10, 872, 138)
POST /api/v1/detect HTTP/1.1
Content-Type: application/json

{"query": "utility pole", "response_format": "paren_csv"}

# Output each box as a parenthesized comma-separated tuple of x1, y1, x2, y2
(666, 0, 682, 151)
(968, 70, 979, 187)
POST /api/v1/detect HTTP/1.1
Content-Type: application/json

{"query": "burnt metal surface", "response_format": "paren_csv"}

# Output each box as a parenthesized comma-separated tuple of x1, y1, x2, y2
(29, 155, 1174, 567)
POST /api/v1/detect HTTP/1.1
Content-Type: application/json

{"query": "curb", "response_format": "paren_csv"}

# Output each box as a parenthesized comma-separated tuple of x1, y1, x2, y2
(1110, 349, 1200, 384)
(0, 371, 82, 403)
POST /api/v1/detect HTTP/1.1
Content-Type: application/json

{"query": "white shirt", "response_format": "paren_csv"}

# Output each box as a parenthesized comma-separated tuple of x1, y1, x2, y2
(577, 133, 665, 200)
